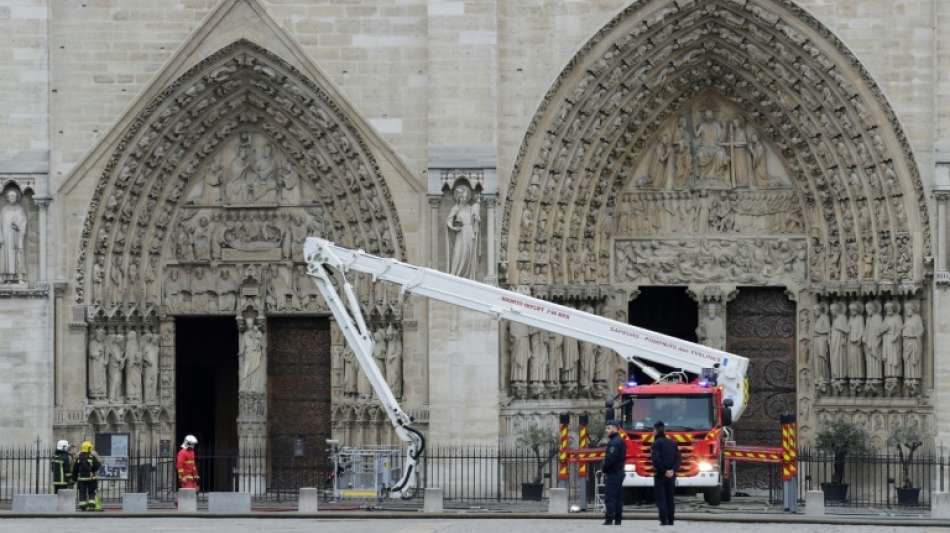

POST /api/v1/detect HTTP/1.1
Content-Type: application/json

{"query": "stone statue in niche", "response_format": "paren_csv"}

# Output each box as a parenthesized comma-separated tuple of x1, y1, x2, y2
(528, 327, 548, 398)
(672, 117, 692, 188)
(385, 324, 403, 399)
(342, 344, 358, 396)
(107, 329, 126, 402)
(372, 327, 387, 382)
(88, 327, 108, 400)
(508, 320, 530, 397)
(446, 182, 480, 279)
(142, 326, 160, 403)
(238, 318, 265, 393)
(124, 329, 142, 402)
(727, 118, 753, 188)
(748, 132, 771, 187)
(882, 300, 903, 396)
(863, 300, 884, 395)
(546, 332, 564, 396)
(902, 300, 923, 396)
(0, 187, 28, 282)
(579, 305, 597, 392)
(646, 133, 675, 188)
(829, 301, 849, 395)
(847, 301, 865, 395)
(695, 301, 726, 351)
(562, 330, 580, 396)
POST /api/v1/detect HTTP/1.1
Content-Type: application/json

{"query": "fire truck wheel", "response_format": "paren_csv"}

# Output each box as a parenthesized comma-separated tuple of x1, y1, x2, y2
(703, 486, 722, 506)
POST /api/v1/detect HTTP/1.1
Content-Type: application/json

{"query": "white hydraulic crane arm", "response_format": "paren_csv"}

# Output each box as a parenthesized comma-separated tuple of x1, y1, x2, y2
(304, 245, 423, 499)
(304, 238, 750, 424)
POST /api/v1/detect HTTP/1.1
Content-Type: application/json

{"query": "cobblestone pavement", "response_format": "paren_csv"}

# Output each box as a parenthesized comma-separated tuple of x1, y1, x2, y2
(0, 519, 942, 533)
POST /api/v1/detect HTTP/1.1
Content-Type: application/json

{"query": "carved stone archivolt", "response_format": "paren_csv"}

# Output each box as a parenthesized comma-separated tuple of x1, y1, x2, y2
(74, 40, 406, 308)
(500, 0, 930, 289)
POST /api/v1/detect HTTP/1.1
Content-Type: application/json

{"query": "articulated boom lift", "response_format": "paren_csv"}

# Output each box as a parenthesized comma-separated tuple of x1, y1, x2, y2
(304, 237, 751, 500)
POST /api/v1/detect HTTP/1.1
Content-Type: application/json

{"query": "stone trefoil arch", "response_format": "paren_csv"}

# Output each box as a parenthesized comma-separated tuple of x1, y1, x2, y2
(500, 0, 930, 292)
(74, 39, 406, 307)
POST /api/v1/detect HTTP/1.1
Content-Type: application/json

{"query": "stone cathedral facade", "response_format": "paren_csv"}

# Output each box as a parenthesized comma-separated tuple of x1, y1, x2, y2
(1, 0, 949, 486)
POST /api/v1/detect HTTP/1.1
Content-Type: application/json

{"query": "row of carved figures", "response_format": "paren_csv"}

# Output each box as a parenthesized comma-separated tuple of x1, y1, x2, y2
(335, 323, 403, 400)
(812, 298, 924, 397)
(507, 309, 615, 400)
(87, 325, 160, 404)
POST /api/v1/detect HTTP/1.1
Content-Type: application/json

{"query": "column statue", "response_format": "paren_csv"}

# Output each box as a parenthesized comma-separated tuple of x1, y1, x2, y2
(508, 321, 531, 397)
(695, 301, 726, 351)
(528, 327, 548, 398)
(124, 329, 143, 402)
(88, 327, 108, 400)
(446, 182, 481, 279)
(812, 302, 831, 394)
(882, 301, 903, 396)
(862, 300, 884, 395)
(142, 326, 160, 403)
(546, 332, 564, 397)
(107, 329, 126, 402)
(846, 301, 865, 395)
(342, 345, 358, 396)
(384, 324, 403, 399)
(238, 318, 265, 394)
(0, 188, 28, 282)
(562, 334, 580, 396)
(829, 301, 849, 395)
(901, 300, 924, 396)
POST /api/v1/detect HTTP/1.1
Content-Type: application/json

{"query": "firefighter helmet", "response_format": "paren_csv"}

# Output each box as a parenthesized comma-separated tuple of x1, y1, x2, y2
(80, 441, 93, 453)
(56, 440, 69, 452)
(181, 434, 198, 448)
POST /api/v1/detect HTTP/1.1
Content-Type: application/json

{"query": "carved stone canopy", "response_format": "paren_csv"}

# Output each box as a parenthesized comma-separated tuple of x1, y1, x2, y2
(500, 0, 930, 289)
(73, 40, 406, 305)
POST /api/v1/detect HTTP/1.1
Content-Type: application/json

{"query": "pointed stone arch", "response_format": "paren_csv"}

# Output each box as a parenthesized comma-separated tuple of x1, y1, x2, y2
(72, 39, 407, 306)
(500, 0, 930, 292)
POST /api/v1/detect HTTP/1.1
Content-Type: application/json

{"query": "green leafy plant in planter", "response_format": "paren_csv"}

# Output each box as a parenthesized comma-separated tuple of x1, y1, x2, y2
(814, 419, 873, 502)
(887, 422, 924, 506)
(515, 423, 558, 501)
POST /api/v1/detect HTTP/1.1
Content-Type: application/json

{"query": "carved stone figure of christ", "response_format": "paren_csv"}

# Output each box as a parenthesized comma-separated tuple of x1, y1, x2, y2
(446, 182, 480, 279)
(239, 318, 265, 393)
(694, 110, 729, 186)
(0, 188, 28, 282)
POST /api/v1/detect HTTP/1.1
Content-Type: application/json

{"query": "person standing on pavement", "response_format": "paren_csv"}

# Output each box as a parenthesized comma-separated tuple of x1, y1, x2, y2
(177, 434, 199, 490)
(72, 441, 101, 511)
(51, 440, 74, 493)
(650, 421, 681, 526)
(601, 420, 626, 526)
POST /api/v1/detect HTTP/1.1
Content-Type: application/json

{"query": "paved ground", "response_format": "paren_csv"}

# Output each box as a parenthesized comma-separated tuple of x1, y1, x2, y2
(0, 519, 943, 533)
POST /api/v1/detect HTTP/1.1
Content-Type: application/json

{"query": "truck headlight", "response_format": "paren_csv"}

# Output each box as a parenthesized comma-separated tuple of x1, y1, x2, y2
(698, 461, 714, 472)
(624, 464, 635, 472)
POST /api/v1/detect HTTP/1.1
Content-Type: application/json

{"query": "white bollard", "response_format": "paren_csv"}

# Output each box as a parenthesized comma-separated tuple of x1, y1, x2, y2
(804, 490, 825, 516)
(122, 493, 148, 513)
(177, 488, 198, 513)
(423, 487, 443, 513)
(57, 489, 77, 513)
(548, 487, 568, 513)
(12, 494, 58, 513)
(933, 491, 950, 519)
(298, 487, 319, 513)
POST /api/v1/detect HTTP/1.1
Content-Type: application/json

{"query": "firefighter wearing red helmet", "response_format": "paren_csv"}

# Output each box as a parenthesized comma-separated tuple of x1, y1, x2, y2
(176, 435, 199, 490)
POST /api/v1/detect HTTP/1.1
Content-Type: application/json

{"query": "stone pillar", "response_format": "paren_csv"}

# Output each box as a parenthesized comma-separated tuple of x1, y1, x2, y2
(159, 318, 176, 449)
(35, 197, 50, 281)
(428, 196, 442, 269)
(427, 302, 499, 497)
(484, 196, 497, 285)
(236, 314, 266, 493)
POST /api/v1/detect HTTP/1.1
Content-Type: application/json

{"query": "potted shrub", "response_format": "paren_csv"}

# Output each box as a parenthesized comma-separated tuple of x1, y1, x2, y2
(887, 422, 924, 506)
(516, 423, 558, 501)
(815, 420, 872, 503)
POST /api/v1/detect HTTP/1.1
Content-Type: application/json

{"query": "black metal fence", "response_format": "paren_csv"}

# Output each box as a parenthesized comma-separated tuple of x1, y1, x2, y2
(5, 441, 949, 511)
(798, 448, 950, 510)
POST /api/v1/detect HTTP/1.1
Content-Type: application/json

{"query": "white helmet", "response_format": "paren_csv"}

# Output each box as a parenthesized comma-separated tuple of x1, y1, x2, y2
(181, 435, 198, 448)
(56, 440, 69, 452)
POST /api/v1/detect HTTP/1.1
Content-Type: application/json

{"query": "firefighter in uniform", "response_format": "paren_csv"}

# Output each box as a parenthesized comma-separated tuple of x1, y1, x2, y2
(72, 441, 102, 511)
(601, 420, 626, 526)
(51, 440, 74, 493)
(650, 421, 681, 526)
(176, 435, 199, 490)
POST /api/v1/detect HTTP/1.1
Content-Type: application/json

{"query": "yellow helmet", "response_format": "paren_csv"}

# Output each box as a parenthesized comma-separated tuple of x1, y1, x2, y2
(80, 441, 93, 453)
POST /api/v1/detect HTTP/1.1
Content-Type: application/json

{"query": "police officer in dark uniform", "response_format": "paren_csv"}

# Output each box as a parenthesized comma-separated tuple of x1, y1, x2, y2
(601, 420, 626, 526)
(650, 421, 681, 526)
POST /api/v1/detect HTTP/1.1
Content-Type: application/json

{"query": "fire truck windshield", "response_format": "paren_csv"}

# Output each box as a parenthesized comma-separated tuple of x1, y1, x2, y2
(621, 394, 715, 432)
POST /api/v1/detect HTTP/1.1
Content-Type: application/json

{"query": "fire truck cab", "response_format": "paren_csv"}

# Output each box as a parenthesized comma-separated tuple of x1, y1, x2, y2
(612, 379, 734, 505)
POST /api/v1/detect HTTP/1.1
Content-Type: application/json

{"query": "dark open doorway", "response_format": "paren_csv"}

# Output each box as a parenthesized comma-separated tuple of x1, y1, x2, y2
(627, 286, 697, 384)
(175, 317, 239, 491)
